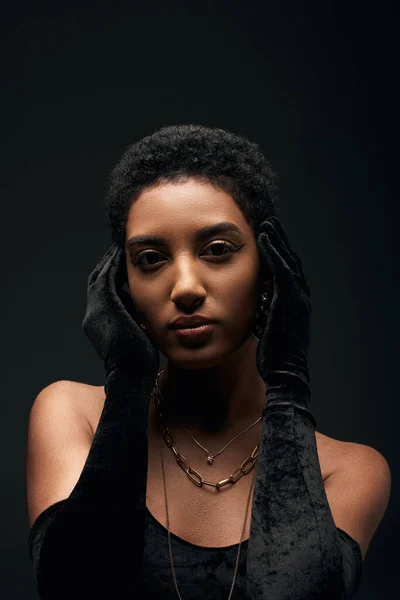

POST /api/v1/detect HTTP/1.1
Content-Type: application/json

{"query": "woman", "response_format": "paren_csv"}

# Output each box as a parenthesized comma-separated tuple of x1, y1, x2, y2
(26, 124, 391, 599)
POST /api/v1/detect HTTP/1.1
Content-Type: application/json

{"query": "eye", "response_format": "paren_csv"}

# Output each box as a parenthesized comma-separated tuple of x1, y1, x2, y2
(132, 241, 244, 271)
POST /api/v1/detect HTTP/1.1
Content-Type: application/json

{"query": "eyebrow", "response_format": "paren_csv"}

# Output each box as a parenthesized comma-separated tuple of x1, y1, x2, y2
(125, 222, 244, 249)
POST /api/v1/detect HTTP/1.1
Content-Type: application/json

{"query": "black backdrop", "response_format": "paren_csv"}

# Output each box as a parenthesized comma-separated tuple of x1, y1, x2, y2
(1, 1, 398, 598)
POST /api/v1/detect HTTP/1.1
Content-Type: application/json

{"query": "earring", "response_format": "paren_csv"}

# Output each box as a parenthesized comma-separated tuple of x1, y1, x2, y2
(252, 291, 271, 341)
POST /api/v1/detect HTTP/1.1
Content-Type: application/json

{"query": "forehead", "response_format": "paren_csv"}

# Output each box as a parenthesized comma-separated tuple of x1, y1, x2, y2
(126, 178, 250, 232)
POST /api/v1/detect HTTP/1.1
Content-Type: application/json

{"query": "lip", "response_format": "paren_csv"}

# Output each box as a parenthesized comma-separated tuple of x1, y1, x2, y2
(172, 323, 215, 340)
(169, 315, 216, 329)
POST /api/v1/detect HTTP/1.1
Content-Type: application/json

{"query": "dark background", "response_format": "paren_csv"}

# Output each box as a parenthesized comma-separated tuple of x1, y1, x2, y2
(1, 1, 398, 598)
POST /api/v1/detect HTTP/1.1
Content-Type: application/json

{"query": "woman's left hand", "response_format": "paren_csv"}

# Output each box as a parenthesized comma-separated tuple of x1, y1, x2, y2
(255, 216, 313, 414)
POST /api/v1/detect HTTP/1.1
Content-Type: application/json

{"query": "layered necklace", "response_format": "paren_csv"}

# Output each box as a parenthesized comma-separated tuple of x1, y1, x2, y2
(152, 369, 261, 486)
(151, 369, 262, 600)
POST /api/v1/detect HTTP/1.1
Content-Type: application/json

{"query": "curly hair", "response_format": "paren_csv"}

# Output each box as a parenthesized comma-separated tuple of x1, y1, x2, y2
(104, 123, 280, 248)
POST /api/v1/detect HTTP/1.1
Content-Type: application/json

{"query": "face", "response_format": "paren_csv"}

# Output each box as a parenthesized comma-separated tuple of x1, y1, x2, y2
(124, 177, 266, 369)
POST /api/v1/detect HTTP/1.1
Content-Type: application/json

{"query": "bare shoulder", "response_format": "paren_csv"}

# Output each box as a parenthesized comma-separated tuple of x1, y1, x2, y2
(315, 431, 390, 485)
(315, 429, 390, 469)
(324, 431, 392, 493)
(316, 432, 392, 560)
(318, 431, 391, 560)
(33, 379, 105, 436)
(313, 430, 354, 480)
(74, 382, 106, 437)
(26, 380, 105, 527)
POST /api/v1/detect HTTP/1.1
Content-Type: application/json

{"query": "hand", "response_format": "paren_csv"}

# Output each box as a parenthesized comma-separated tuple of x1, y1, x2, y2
(82, 243, 160, 395)
(255, 217, 313, 416)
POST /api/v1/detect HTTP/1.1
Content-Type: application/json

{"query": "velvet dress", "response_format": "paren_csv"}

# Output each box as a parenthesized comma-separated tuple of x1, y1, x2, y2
(28, 402, 363, 599)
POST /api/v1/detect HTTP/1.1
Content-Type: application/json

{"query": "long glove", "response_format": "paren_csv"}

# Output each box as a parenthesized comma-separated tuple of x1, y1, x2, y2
(28, 243, 160, 599)
(246, 217, 362, 599)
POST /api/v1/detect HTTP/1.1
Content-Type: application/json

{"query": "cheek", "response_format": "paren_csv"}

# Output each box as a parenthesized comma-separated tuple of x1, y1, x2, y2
(127, 281, 163, 329)
(222, 272, 259, 322)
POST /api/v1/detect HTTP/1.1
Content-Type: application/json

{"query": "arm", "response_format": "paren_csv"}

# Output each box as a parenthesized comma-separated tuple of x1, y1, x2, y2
(27, 244, 160, 600)
(27, 379, 152, 600)
(246, 218, 373, 599)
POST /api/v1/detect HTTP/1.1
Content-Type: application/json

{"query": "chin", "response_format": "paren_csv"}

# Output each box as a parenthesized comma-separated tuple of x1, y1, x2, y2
(160, 346, 224, 370)
(171, 357, 224, 371)
(158, 332, 253, 371)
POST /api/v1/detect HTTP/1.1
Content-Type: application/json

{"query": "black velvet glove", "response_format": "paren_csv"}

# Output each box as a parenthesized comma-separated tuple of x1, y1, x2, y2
(246, 217, 362, 599)
(81, 242, 160, 397)
(256, 216, 314, 423)
(28, 243, 160, 599)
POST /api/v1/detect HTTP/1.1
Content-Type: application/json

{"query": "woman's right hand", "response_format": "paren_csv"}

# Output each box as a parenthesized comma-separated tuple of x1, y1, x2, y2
(82, 243, 160, 394)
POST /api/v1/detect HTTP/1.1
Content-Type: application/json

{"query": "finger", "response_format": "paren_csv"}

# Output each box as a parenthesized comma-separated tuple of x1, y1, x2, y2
(94, 245, 123, 290)
(87, 243, 120, 287)
(267, 219, 306, 279)
(268, 217, 307, 279)
(104, 245, 126, 292)
(113, 249, 129, 289)
(257, 230, 290, 275)
(260, 221, 295, 272)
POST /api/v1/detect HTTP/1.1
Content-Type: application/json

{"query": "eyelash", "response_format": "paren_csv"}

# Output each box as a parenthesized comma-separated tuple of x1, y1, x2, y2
(132, 241, 244, 271)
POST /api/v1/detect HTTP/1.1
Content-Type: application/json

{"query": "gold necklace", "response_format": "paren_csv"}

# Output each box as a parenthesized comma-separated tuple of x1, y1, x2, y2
(153, 387, 259, 489)
(177, 417, 261, 465)
(153, 369, 262, 466)
(160, 442, 256, 600)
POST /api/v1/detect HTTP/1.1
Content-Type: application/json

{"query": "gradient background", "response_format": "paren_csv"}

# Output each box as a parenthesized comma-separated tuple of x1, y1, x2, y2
(1, 1, 398, 598)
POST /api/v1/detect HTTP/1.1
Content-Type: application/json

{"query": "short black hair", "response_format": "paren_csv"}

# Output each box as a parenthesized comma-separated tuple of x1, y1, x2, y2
(105, 123, 280, 248)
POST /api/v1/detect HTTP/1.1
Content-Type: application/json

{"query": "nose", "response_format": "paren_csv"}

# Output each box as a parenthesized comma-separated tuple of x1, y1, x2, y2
(169, 260, 208, 307)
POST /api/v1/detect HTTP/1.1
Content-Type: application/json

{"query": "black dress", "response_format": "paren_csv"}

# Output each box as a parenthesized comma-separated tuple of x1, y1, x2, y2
(28, 492, 362, 599)
(142, 506, 362, 599)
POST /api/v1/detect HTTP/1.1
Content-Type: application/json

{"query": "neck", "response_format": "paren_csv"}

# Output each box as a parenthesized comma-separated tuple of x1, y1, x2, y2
(156, 335, 267, 438)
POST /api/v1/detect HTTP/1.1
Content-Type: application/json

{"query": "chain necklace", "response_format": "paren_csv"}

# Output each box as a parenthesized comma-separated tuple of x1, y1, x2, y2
(153, 368, 262, 466)
(152, 370, 260, 488)
(160, 440, 256, 600)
